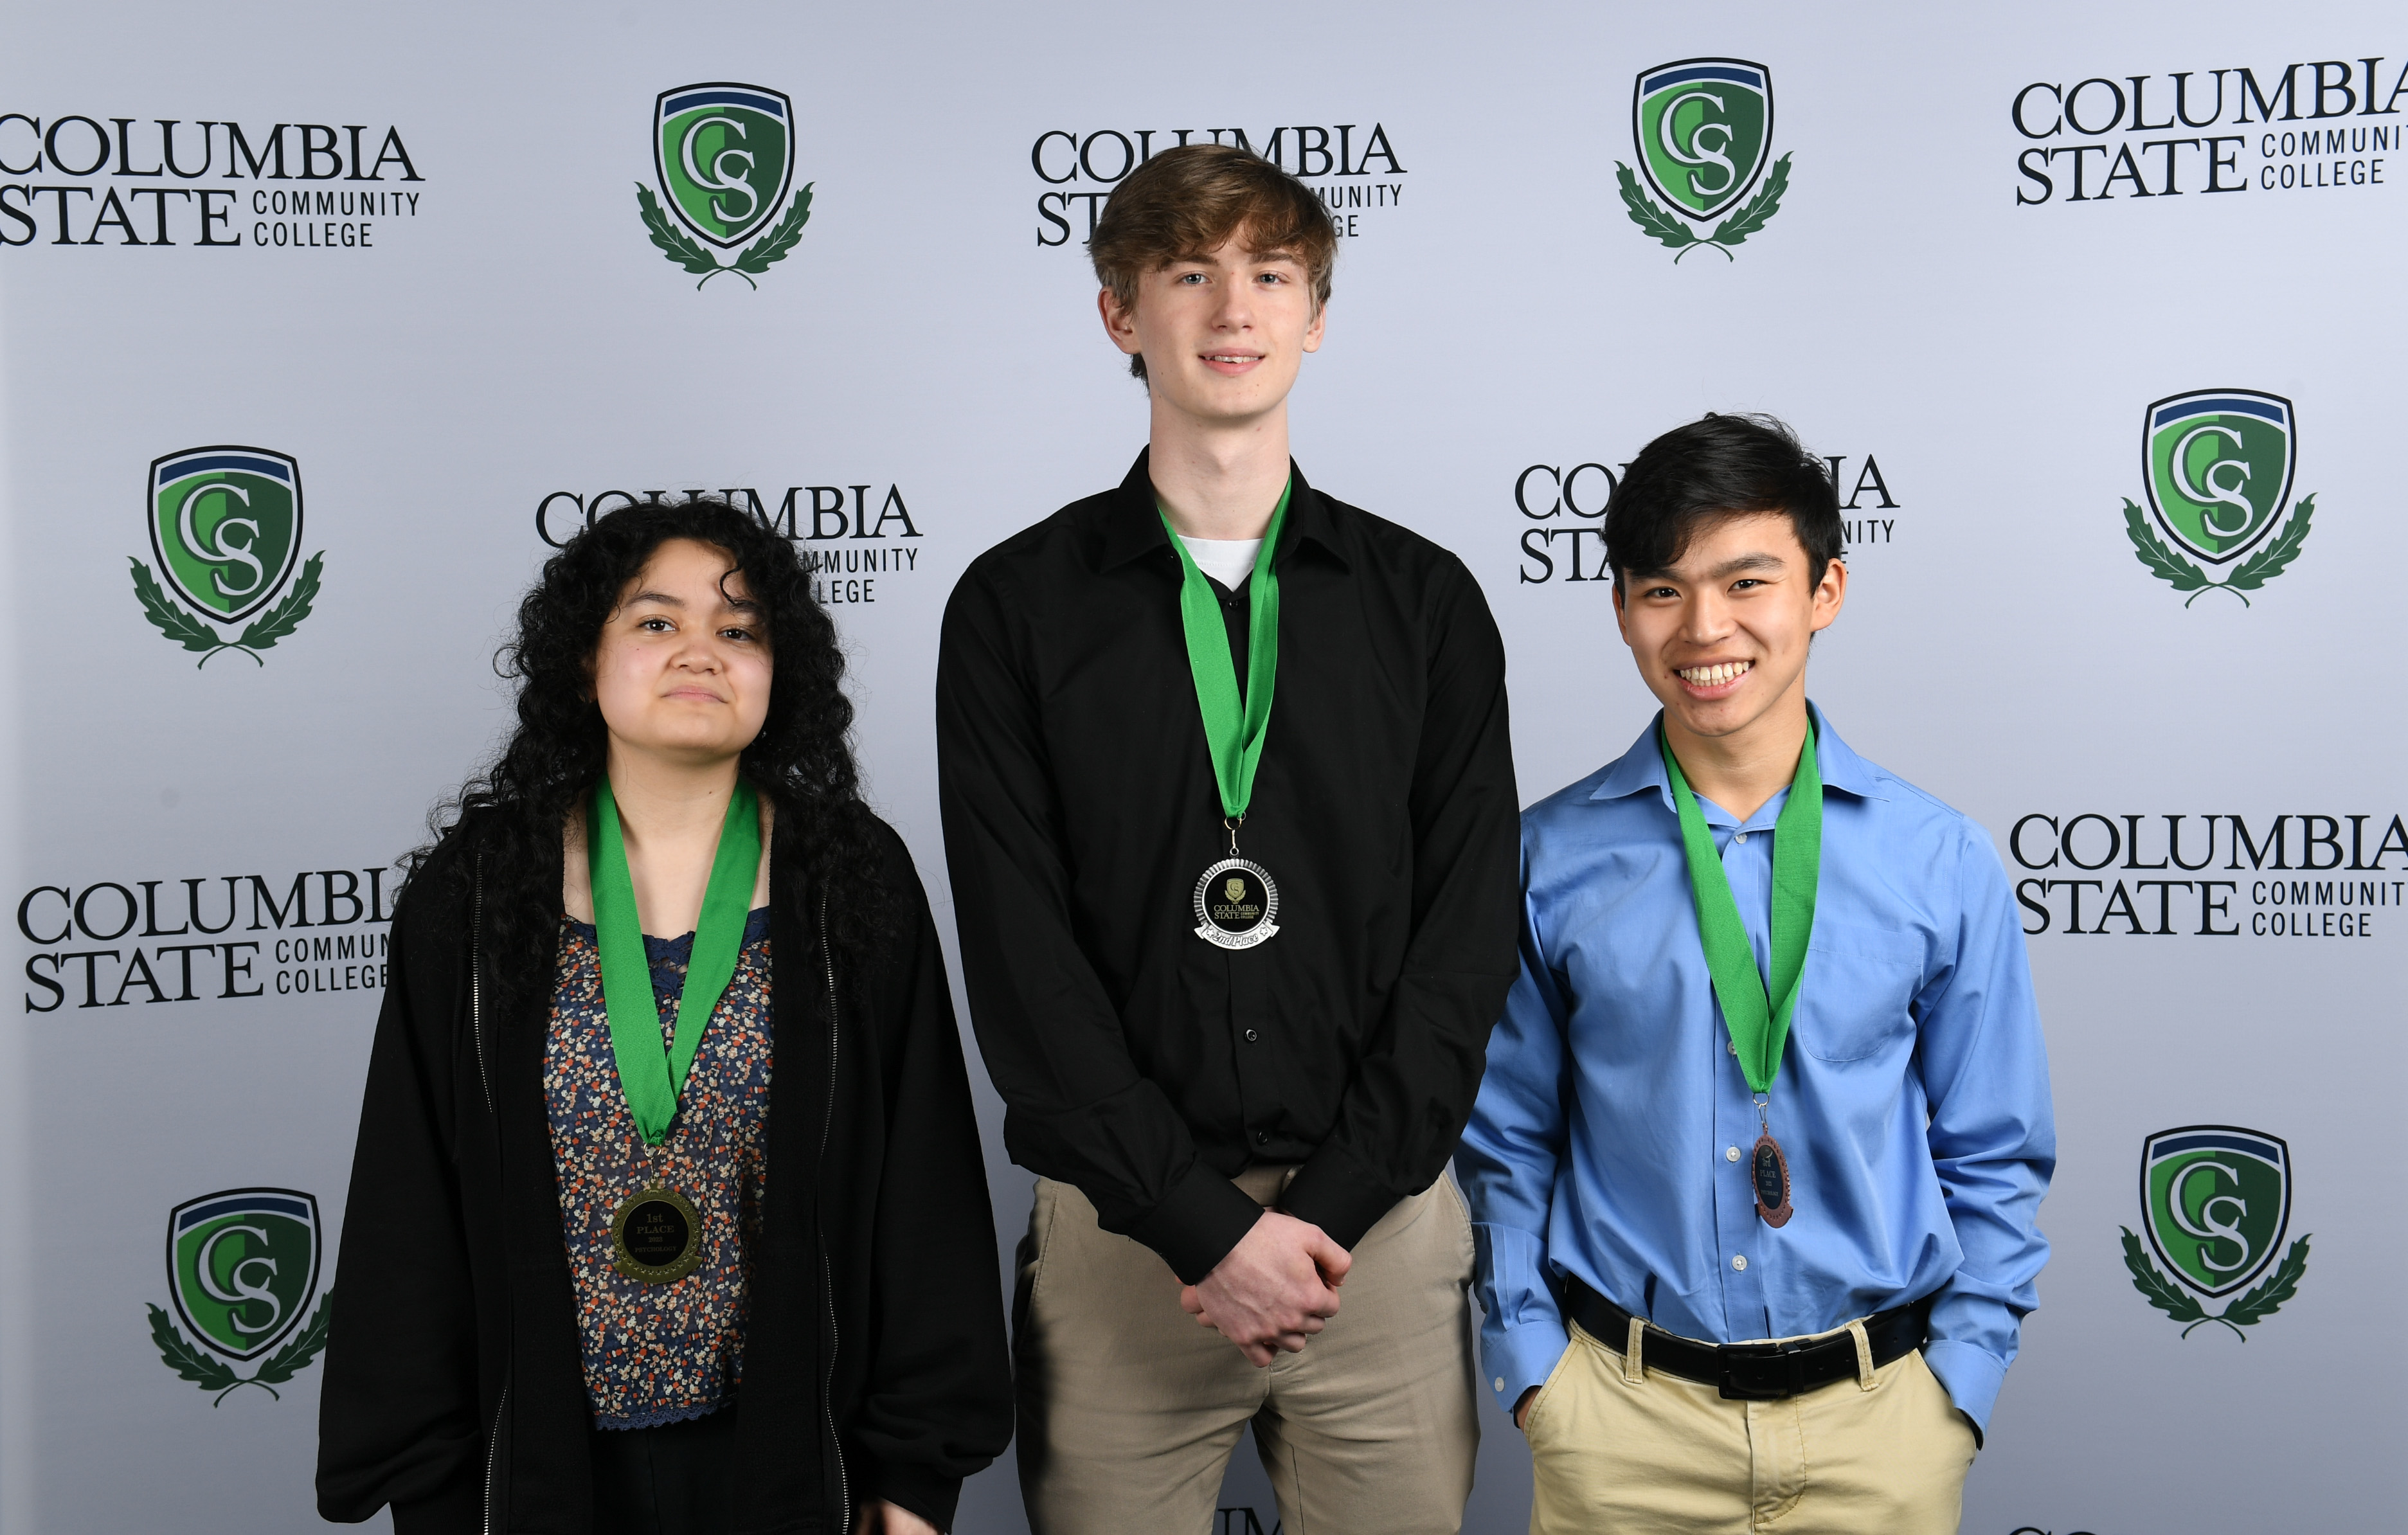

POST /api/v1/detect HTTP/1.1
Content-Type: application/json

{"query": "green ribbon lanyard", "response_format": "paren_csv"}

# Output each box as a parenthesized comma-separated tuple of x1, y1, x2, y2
(1159, 479, 1292, 834)
(1657, 722, 1822, 1098)
(588, 777, 762, 1146)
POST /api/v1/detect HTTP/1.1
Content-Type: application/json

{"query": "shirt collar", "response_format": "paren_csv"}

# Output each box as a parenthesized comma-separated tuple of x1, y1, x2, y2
(1588, 703, 1886, 818)
(1096, 447, 1351, 574)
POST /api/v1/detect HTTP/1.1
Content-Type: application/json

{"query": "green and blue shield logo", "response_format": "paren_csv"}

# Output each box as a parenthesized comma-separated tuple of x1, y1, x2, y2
(131, 446, 323, 666)
(654, 83, 795, 247)
(1634, 59, 1773, 221)
(148, 447, 301, 624)
(2143, 390, 2296, 564)
(2120, 1126, 2310, 1340)
(147, 1187, 335, 1402)
(166, 1189, 320, 1360)
(637, 84, 814, 289)
(2141, 1126, 2288, 1297)
(1615, 58, 1792, 262)
(2121, 390, 2317, 606)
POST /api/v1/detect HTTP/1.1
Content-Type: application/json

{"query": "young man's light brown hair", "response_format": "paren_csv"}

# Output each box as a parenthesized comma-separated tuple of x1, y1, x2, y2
(1088, 143, 1338, 380)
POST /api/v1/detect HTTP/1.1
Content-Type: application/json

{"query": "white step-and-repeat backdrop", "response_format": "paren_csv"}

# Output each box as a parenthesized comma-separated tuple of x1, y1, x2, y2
(3, 3, 2400, 1531)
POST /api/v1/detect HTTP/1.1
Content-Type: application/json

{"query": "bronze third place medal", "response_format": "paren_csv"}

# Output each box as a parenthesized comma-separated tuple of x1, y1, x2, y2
(609, 1185, 705, 1284)
(1751, 1132, 1793, 1228)
(1192, 857, 1280, 950)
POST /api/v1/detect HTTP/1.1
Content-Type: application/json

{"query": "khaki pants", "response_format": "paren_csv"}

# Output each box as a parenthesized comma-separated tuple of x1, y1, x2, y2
(1524, 1319, 1977, 1535)
(1014, 1169, 1481, 1535)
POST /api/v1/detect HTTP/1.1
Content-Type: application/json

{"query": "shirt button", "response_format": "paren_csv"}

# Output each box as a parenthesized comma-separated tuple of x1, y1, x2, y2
(1728, 1040, 1738, 1055)
(1732, 1255, 1748, 1271)
(1244, 1028, 1260, 1043)
(1726, 1146, 1741, 1162)
(1493, 1377, 1505, 1392)
(1734, 832, 1748, 845)
(1254, 1130, 1270, 1145)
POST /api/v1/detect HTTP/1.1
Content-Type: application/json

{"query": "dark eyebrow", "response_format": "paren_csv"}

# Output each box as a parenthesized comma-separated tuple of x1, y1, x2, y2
(1625, 552, 1789, 586)
(1164, 247, 1305, 269)
(625, 589, 761, 613)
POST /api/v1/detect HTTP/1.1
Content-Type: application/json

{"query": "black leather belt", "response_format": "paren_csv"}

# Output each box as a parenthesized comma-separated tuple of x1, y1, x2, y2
(1563, 1277, 1930, 1402)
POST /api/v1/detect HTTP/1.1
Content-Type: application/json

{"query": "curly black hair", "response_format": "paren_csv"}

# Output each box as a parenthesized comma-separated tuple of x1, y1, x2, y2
(417, 496, 891, 1019)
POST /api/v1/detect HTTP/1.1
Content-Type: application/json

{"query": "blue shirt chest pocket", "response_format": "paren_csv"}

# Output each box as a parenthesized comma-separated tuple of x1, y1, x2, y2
(1794, 921, 1928, 1064)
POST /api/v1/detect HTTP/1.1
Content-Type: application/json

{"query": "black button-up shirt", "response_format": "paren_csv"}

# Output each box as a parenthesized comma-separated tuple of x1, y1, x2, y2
(937, 452, 1519, 1282)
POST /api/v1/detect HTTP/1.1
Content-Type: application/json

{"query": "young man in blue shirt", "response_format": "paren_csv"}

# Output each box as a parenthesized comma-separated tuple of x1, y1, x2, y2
(1457, 413, 2054, 1533)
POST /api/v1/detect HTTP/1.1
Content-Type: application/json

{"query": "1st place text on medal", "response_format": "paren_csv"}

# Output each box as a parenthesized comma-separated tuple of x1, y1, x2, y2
(610, 1186, 705, 1284)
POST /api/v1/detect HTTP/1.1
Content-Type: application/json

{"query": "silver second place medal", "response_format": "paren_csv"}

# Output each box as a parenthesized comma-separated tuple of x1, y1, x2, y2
(1193, 857, 1280, 949)
(1160, 482, 1295, 951)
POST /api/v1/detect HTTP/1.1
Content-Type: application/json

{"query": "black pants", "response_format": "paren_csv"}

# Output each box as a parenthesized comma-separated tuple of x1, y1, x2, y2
(589, 1405, 737, 1535)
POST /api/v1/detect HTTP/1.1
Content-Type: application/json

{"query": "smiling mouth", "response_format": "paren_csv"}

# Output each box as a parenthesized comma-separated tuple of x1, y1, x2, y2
(1202, 352, 1263, 365)
(1676, 660, 1753, 687)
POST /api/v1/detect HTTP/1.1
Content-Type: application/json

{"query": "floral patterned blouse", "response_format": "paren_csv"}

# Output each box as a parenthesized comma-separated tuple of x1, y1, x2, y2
(543, 909, 773, 1429)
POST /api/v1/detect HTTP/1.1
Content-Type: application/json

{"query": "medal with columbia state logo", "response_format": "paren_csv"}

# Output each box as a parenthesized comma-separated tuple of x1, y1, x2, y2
(1162, 483, 1294, 951)
(1193, 857, 1280, 950)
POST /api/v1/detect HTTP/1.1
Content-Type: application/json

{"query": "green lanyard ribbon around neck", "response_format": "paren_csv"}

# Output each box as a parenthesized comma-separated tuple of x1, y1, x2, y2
(1658, 721, 1823, 1096)
(1160, 479, 1292, 828)
(588, 776, 762, 1146)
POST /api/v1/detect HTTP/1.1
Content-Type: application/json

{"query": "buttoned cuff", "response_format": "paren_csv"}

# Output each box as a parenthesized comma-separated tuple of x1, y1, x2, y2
(1123, 1161, 1267, 1284)
(1921, 1338, 2008, 1435)
(1487, 1315, 1572, 1416)
(1279, 1142, 1397, 1253)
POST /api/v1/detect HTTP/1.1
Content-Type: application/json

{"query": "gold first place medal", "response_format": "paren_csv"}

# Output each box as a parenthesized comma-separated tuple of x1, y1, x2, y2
(1193, 857, 1280, 950)
(609, 1185, 705, 1284)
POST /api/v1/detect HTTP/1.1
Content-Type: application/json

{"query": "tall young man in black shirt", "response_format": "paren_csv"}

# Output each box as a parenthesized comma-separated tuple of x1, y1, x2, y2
(937, 145, 1520, 1534)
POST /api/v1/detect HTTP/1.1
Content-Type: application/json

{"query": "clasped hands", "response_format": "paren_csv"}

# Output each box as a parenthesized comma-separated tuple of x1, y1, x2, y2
(1178, 1210, 1351, 1367)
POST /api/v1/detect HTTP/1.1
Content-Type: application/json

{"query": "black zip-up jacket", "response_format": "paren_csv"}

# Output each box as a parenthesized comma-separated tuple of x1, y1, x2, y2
(315, 811, 1012, 1534)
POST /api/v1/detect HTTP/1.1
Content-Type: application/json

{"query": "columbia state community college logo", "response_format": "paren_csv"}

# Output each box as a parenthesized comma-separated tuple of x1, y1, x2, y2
(1617, 58, 1792, 262)
(636, 83, 813, 290)
(147, 1188, 334, 1404)
(2121, 1126, 2308, 1340)
(2123, 390, 2315, 607)
(130, 446, 323, 667)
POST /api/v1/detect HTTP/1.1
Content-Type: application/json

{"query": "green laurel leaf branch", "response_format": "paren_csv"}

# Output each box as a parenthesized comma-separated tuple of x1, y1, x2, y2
(2122, 499, 2213, 597)
(732, 184, 814, 276)
(251, 1288, 334, 1387)
(147, 1291, 334, 1405)
(129, 558, 229, 658)
(2224, 494, 2314, 593)
(2119, 1227, 2207, 1325)
(147, 1304, 240, 1394)
(130, 553, 318, 667)
(1708, 152, 1791, 249)
(1608, 163, 1705, 249)
(233, 552, 321, 653)
(1616, 157, 1790, 263)
(2216, 1236, 2310, 1331)
(636, 183, 735, 288)
(1614, 163, 1698, 251)
(2126, 494, 2315, 608)
(2121, 1227, 2312, 1341)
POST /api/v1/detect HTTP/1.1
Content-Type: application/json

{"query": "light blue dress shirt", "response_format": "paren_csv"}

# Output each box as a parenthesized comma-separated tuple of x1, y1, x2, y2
(1455, 708, 2054, 1431)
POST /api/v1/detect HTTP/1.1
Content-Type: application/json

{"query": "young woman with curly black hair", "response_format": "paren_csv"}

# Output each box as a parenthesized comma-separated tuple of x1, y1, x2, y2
(316, 499, 1011, 1535)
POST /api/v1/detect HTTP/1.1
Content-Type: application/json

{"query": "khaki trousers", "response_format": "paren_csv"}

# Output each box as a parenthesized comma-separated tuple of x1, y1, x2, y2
(1524, 1319, 1977, 1535)
(1014, 1169, 1482, 1535)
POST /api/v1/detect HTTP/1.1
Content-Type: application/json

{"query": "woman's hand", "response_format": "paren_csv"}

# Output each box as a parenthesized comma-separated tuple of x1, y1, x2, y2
(858, 1499, 941, 1535)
